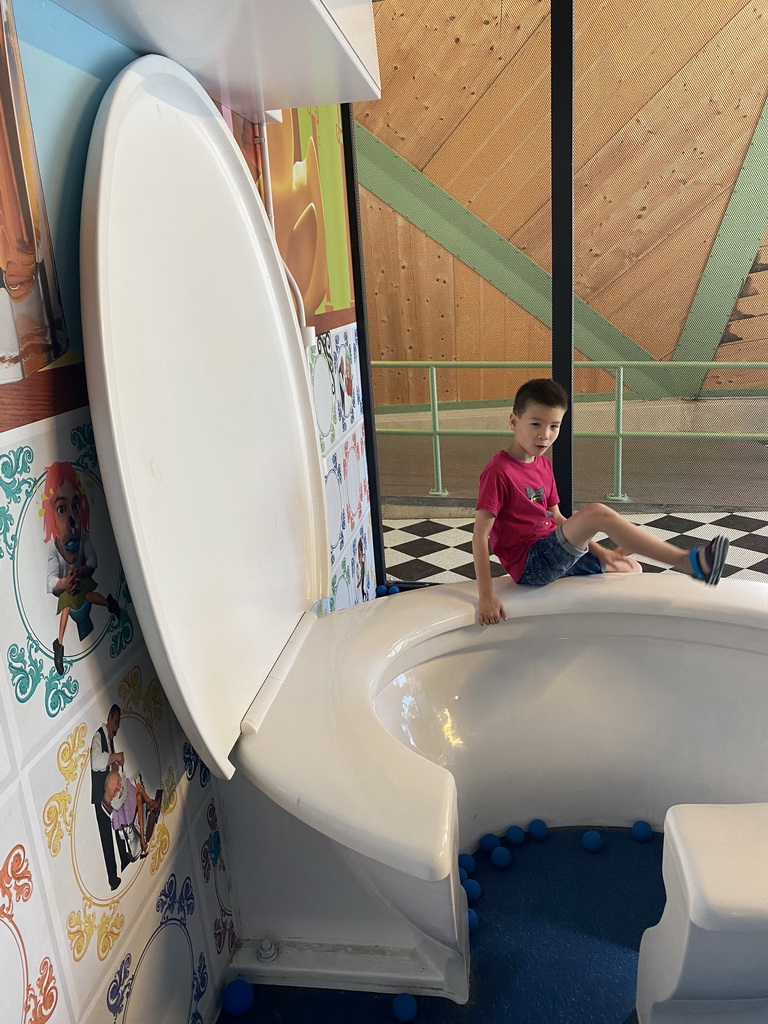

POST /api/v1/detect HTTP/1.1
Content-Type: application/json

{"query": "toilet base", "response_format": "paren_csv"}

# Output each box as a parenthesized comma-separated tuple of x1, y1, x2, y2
(230, 937, 468, 1000)
(638, 998, 768, 1023)
(219, 773, 469, 1004)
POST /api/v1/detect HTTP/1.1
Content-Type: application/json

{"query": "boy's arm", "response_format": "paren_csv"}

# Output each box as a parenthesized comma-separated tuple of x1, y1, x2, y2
(549, 504, 566, 525)
(472, 510, 507, 625)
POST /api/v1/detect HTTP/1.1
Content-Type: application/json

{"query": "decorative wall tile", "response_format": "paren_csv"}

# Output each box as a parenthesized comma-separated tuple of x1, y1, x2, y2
(79, 858, 210, 1024)
(0, 784, 70, 1023)
(0, 669, 18, 792)
(333, 327, 360, 434)
(308, 332, 337, 455)
(354, 515, 377, 604)
(27, 658, 183, 1014)
(331, 554, 354, 611)
(0, 410, 136, 746)
(323, 452, 346, 567)
(188, 794, 237, 981)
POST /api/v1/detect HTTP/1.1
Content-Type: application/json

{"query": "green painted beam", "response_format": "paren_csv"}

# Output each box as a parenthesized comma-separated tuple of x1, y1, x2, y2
(672, 92, 768, 395)
(355, 123, 672, 399)
(354, 123, 552, 323)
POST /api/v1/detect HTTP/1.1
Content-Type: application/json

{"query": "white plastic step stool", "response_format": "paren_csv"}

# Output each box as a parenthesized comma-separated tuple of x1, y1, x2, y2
(636, 803, 768, 1023)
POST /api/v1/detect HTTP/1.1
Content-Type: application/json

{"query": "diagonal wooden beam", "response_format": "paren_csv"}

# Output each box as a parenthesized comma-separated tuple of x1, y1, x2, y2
(354, 122, 673, 398)
(672, 92, 768, 395)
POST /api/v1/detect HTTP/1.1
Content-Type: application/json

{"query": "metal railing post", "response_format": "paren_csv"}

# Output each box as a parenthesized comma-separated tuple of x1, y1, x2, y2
(371, 359, 768, 498)
(606, 365, 629, 501)
(427, 365, 449, 496)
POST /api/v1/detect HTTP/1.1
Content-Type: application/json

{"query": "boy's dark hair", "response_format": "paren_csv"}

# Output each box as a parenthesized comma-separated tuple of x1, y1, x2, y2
(512, 378, 569, 415)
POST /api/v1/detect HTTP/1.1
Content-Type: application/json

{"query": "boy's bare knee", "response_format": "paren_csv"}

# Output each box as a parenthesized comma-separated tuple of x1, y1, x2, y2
(577, 502, 616, 526)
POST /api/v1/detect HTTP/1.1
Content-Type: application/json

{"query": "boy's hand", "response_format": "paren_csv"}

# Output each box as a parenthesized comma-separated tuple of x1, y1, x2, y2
(597, 545, 637, 573)
(477, 594, 507, 626)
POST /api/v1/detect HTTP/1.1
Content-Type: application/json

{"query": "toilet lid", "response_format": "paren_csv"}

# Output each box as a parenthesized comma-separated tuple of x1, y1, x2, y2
(80, 55, 330, 778)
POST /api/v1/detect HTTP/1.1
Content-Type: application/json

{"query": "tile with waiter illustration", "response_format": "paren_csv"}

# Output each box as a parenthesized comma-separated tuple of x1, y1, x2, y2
(24, 651, 192, 1018)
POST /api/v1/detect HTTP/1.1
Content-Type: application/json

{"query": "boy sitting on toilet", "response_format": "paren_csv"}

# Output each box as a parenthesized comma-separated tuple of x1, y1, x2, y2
(472, 378, 729, 626)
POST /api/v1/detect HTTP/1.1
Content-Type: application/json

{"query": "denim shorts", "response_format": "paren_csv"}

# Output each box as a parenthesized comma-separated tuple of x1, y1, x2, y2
(518, 524, 604, 586)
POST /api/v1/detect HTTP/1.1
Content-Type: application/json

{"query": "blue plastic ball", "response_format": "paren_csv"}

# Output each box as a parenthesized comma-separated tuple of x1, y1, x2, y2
(388, 586, 400, 595)
(459, 866, 467, 882)
(462, 878, 482, 903)
(376, 585, 388, 597)
(490, 845, 512, 869)
(506, 825, 525, 846)
(528, 818, 549, 840)
(392, 992, 417, 1021)
(582, 830, 602, 853)
(222, 979, 255, 1016)
(632, 820, 653, 842)
(467, 908, 479, 933)
(457, 853, 475, 874)
(479, 832, 501, 852)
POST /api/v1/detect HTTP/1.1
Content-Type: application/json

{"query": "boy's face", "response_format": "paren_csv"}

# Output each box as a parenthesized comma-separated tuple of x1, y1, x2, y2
(509, 402, 566, 461)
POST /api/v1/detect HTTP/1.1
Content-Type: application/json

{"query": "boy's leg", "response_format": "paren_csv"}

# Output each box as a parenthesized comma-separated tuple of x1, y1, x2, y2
(560, 504, 721, 578)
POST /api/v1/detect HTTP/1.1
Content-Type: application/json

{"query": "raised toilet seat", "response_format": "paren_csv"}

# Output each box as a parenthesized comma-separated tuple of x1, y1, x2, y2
(637, 803, 768, 1023)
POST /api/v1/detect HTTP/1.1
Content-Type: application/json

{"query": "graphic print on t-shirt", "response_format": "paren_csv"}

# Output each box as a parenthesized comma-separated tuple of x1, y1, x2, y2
(525, 485, 545, 505)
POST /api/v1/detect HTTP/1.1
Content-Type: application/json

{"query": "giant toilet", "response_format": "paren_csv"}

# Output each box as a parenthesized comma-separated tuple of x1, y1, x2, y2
(81, 56, 768, 1019)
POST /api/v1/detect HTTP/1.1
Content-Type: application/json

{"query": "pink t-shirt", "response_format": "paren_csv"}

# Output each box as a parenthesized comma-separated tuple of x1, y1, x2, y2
(476, 450, 560, 581)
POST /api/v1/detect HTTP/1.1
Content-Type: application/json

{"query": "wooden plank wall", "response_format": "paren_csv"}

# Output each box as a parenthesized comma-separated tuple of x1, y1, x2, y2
(357, 0, 768, 407)
(360, 186, 551, 406)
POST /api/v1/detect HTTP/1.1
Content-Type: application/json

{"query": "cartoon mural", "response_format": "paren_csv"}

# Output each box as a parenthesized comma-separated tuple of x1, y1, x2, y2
(42, 461, 122, 675)
(2, 414, 132, 717)
(227, 104, 355, 328)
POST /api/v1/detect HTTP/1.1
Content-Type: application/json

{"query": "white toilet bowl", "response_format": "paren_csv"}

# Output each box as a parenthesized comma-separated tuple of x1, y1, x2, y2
(79, 54, 768, 1005)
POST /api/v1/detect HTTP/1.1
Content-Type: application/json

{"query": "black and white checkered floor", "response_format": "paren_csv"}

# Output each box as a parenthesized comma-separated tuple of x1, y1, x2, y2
(383, 511, 768, 585)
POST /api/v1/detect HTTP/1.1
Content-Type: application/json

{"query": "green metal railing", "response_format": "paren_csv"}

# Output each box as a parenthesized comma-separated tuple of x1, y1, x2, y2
(372, 360, 768, 500)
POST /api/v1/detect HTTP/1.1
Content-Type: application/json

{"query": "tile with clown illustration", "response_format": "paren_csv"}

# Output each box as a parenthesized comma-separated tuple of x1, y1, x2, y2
(0, 410, 137, 760)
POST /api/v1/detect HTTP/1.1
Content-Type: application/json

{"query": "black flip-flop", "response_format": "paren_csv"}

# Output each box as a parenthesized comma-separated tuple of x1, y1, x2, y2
(689, 536, 729, 585)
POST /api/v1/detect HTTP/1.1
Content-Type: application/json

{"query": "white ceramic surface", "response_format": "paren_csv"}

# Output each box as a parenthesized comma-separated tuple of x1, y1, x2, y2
(78, 52, 768, 1010)
(48, 0, 380, 120)
(237, 572, 768, 882)
(637, 803, 768, 1021)
(80, 55, 329, 779)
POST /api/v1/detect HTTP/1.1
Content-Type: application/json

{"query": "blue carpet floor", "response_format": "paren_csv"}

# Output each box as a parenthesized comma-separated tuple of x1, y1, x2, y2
(218, 827, 666, 1024)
